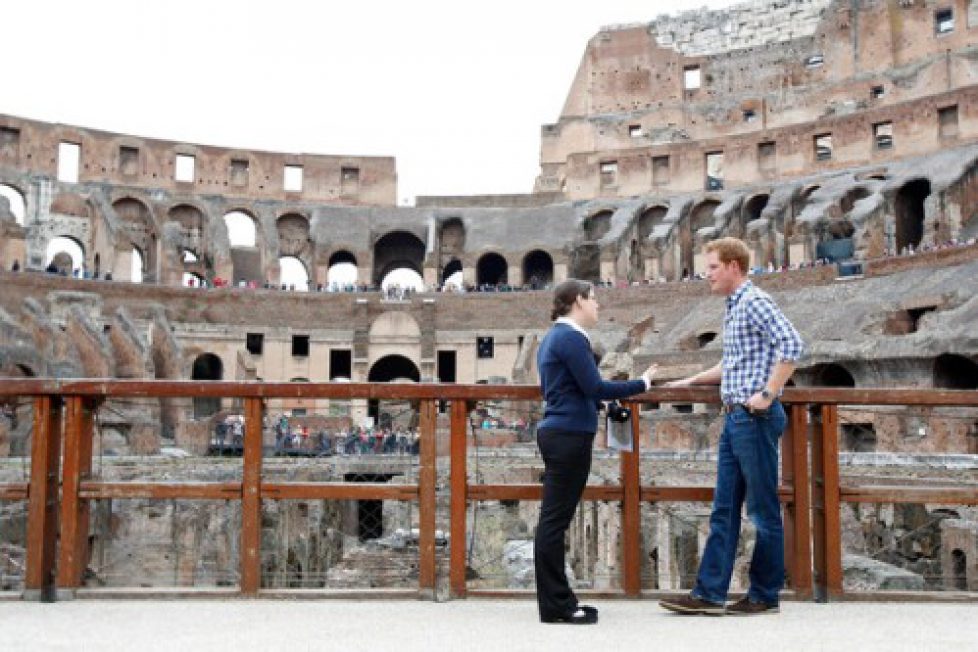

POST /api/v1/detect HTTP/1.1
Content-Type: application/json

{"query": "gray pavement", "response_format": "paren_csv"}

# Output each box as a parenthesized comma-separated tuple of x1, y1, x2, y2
(2, 598, 977, 651)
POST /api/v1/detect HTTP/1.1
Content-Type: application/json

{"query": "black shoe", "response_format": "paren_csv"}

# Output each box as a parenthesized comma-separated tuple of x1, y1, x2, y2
(541, 605, 599, 624)
(725, 596, 779, 615)
(659, 594, 725, 616)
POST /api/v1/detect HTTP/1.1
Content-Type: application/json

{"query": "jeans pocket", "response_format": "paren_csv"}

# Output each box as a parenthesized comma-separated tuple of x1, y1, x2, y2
(729, 409, 755, 425)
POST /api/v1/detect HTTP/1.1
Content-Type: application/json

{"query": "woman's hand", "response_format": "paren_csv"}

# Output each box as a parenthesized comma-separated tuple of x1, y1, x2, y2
(641, 364, 658, 389)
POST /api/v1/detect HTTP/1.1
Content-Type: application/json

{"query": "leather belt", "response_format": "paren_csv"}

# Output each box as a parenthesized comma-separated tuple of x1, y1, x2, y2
(721, 403, 748, 414)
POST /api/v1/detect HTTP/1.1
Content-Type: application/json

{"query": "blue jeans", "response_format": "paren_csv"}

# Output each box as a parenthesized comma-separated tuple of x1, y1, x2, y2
(692, 401, 786, 605)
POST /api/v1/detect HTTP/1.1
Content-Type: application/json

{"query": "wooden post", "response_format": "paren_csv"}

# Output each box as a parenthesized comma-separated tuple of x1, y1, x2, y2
(811, 404, 842, 601)
(418, 398, 437, 598)
(25, 396, 62, 601)
(240, 397, 263, 595)
(449, 400, 469, 597)
(781, 403, 812, 599)
(620, 400, 642, 596)
(58, 396, 96, 590)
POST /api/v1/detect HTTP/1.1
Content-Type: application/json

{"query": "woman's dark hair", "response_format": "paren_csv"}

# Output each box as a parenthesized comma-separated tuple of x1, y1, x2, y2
(550, 279, 593, 321)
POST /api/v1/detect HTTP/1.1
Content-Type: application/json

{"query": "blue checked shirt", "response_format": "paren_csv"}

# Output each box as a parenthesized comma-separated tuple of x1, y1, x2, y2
(721, 280, 804, 405)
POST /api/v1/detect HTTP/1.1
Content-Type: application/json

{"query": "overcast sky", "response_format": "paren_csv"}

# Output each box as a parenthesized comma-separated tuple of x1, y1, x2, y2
(5, 0, 740, 204)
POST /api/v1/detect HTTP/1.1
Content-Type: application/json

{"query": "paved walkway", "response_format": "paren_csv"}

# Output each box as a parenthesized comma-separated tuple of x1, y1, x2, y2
(3, 599, 977, 651)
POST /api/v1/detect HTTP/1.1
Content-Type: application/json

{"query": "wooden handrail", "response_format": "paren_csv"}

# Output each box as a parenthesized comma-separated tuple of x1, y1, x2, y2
(1, 381, 977, 601)
(1, 379, 976, 407)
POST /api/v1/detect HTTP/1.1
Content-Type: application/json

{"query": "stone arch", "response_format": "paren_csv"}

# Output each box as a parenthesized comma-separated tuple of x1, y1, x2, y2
(894, 179, 931, 253)
(167, 203, 204, 236)
(584, 210, 613, 241)
(442, 258, 462, 284)
(182, 271, 207, 287)
(190, 352, 223, 418)
(638, 205, 668, 240)
(327, 249, 358, 288)
(368, 354, 420, 382)
(112, 197, 158, 281)
(329, 250, 357, 267)
(681, 200, 720, 278)
(167, 204, 205, 262)
(276, 212, 311, 258)
(222, 209, 261, 286)
(44, 235, 85, 273)
(690, 200, 720, 232)
(278, 255, 309, 291)
(476, 252, 508, 287)
(224, 209, 259, 248)
(744, 194, 770, 222)
(522, 250, 553, 289)
(800, 185, 822, 206)
(373, 230, 425, 286)
(839, 186, 871, 215)
(0, 183, 26, 225)
(366, 353, 421, 426)
(809, 363, 856, 387)
(934, 354, 978, 389)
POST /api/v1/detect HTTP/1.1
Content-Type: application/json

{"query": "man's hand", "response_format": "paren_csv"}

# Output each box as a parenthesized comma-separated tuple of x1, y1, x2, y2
(744, 390, 774, 412)
(641, 364, 659, 388)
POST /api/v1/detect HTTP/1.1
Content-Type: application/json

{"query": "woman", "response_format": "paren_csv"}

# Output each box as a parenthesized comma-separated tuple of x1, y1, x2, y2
(534, 279, 656, 624)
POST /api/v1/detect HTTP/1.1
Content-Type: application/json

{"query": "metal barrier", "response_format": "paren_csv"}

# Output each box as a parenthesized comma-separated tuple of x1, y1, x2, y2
(0, 380, 976, 601)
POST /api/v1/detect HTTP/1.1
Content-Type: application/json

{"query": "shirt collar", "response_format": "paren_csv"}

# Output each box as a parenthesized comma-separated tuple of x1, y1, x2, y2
(726, 279, 753, 310)
(555, 316, 591, 343)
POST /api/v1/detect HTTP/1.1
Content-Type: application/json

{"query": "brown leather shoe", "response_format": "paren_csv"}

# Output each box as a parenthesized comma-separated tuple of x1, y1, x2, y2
(725, 596, 779, 615)
(658, 594, 725, 615)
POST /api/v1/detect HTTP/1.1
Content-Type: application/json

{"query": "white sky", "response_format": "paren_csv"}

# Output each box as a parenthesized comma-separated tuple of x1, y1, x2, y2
(4, 0, 740, 204)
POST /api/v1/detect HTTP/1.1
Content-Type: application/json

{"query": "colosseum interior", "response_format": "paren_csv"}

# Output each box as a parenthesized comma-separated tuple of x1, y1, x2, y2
(1, 0, 977, 596)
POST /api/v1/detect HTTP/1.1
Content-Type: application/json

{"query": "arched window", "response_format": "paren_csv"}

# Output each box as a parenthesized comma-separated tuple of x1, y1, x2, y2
(0, 184, 26, 225)
(373, 230, 425, 287)
(44, 236, 84, 274)
(522, 250, 553, 289)
(279, 256, 309, 292)
(327, 250, 358, 288)
(224, 210, 258, 247)
(476, 252, 508, 287)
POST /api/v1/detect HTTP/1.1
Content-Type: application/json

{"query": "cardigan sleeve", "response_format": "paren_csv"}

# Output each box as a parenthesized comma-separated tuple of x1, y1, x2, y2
(558, 330, 647, 400)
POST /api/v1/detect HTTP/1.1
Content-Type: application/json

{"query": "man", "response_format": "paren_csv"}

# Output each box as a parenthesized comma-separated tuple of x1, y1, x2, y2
(659, 237, 803, 616)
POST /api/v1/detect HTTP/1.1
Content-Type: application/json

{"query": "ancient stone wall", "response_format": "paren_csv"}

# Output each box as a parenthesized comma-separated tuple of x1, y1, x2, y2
(0, 114, 396, 205)
(539, 0, 978, 198)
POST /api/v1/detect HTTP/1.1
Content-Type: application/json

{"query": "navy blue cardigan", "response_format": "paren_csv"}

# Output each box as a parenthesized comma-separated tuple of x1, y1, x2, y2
(537, 323, 646, 434)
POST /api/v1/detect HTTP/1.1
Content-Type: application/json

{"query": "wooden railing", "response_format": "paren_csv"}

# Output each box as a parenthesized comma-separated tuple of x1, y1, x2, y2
(0, 380, 976, 601)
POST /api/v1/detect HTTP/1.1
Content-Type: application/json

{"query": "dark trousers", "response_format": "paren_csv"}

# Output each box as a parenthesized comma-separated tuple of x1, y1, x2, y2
(534, 427, 594, 619)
